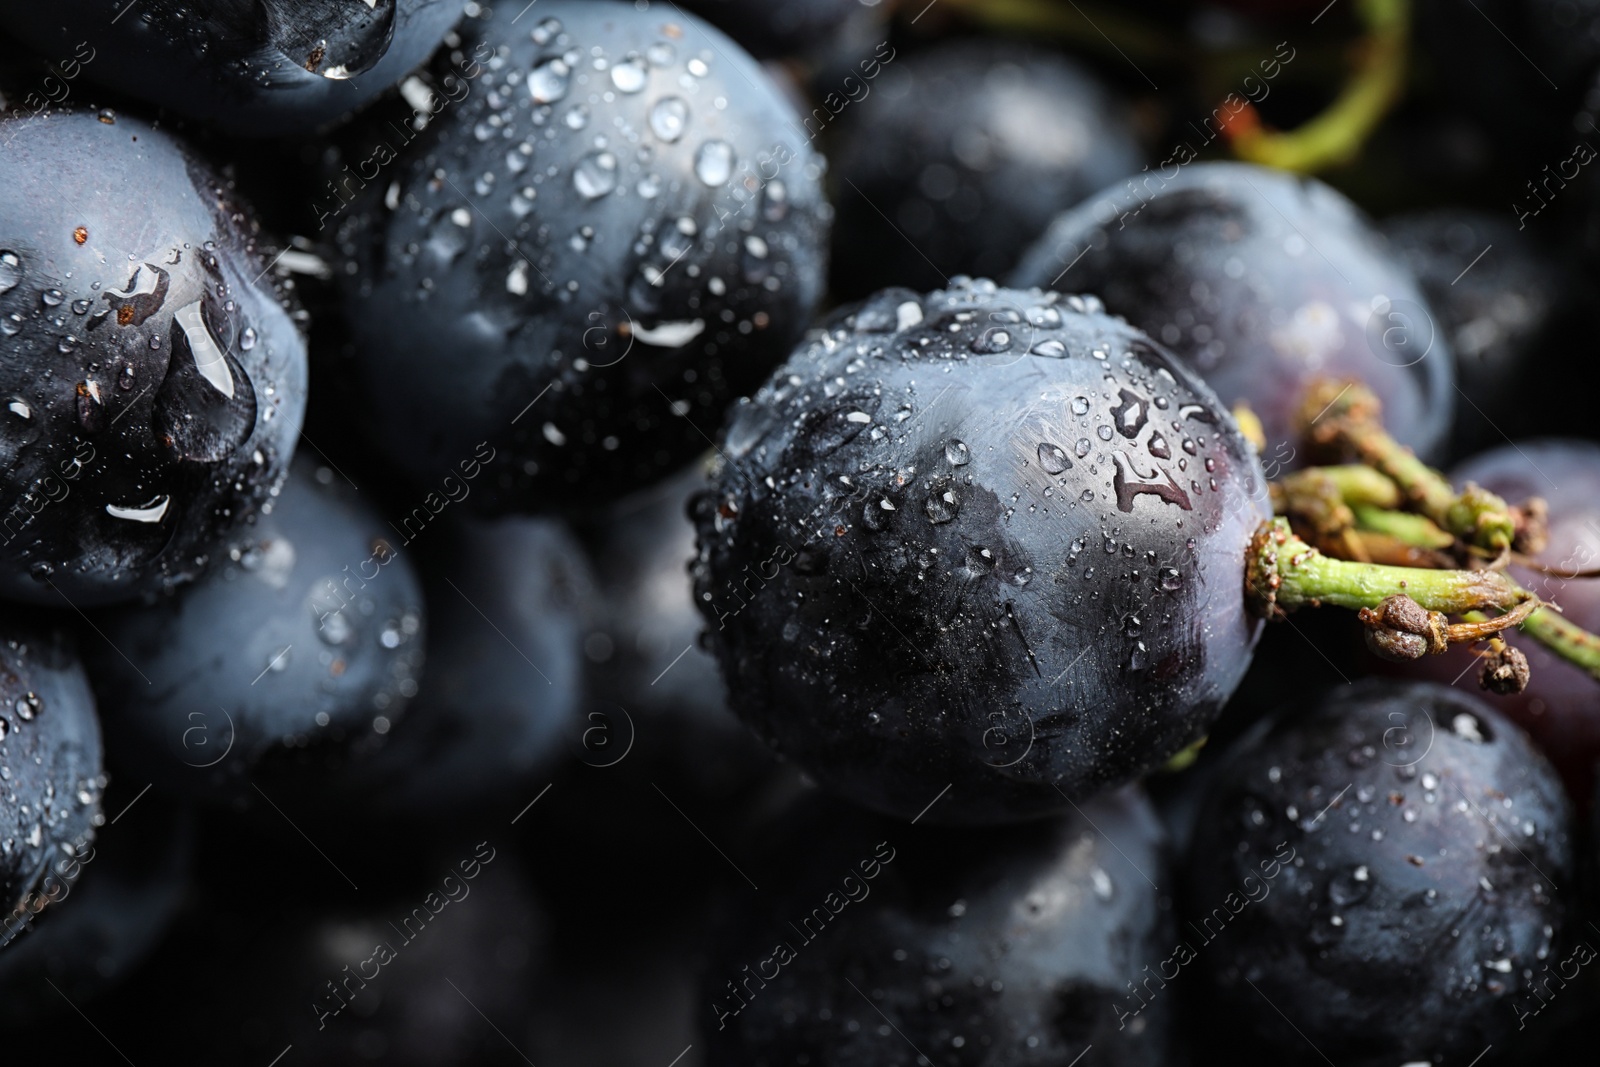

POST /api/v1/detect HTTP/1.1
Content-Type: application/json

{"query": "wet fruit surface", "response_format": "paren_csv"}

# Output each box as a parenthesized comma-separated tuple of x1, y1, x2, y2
(0, 110, 308, 606)
(4, 5, 1600, 1063)
(693, 280, 1269, 823)
(0, 616, 104, 952)
(707, 786, 1175, 1066)
(1013, 163, 1455, 468)
(831, 39, 1143, 299)
(335, 1, 831, 512)
(1183, 680, 1574, 1066)
(85, 457, 426, 804)
(0, 1, 463, 136)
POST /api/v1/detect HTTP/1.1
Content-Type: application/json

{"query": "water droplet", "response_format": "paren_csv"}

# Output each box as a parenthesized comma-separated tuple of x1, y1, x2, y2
(1097, 425, 1114, 441)
(174, 301, 235, 398)
(1112, 452, 1192, 513)
(318, 610, 352, 646)
(611, 56, 648, 93)
(239, 326, 258, 351)
(694, 140, 734, 186)
(528, 58, 571, 103)
(41, 288, 63, 307)
(154, 301, 257, 463)
(945, 439, 971, 466)
(1148, 432, 1171, 460)
(531, 17, 562, 45)
(1090, 867, 1115, 901)
(506, 261, 530, 296)
(75, 379, 105, 432)
(649, 95, 689, 143)
(1029, 338, 1066, 358)
(574, 151, 618, 200)
(1158, 567, 1182, 591)
(763, 179, 789, 221)
(1037, 443, 1070, 474)
(1074, 438, 1091, 458)
(105, 496, 170, 523)
(970, 328, 1011, 354)
(1328, 865, 1373, 906)
(862, 498, 893, 532)
(0, 251, 20, 296)
(427, 210, 471, 262)
(565, 105, 590, 130)
(1127, 641, 1148, 671)
(924, 483, 960, 524)
(1113, 389, 1149, 438)
(13, 693, 40, 721)
(1071, 396, 1090, 416)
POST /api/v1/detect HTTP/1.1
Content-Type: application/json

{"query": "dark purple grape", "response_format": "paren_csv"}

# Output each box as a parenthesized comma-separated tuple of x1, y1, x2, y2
(1381, 209, 1572, 451)
(334, 1, 830, 512)
(84, 456, 426, 805)
(0, 109, 308, 606)
(692, 280, 1269, 823)
(1013, 162, 1454, 469)
(1396, 440, 1600, 801)
(1, 615, 104, 955)
(706, 786, 1175, 1066)
(678, 0, 890, 59)
(0, 1, 461, 136)
(830, 39, 1143, 300)
(353, 514, 590, 814)
(1183, 680, 1573, 1067)
(575, 464, 774, 793)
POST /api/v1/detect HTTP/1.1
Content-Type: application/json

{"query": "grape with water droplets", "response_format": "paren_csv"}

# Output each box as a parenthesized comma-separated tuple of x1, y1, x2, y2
(0, 615, 104, 954)
(706, 786, 1175, 1066)
(1183, 679, 1573, 1066)
(0, 1, 462, 137)
(0, 109, 308, 606)
(1013, 162, 1454, 467)
(692, 280, 1269, 823)
(335, 1, 831, 512)
(84, 456, 426, 805)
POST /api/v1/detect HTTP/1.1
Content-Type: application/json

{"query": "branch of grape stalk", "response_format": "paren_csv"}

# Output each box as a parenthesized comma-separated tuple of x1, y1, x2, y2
(1244, 378, 1600, 688)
